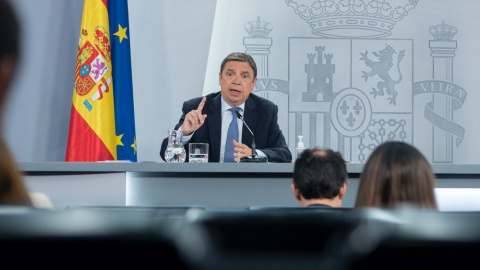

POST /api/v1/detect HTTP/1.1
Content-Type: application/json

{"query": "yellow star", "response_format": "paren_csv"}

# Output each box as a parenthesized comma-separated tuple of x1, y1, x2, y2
(116, 134, 124, 146)
(113, 24, 128, 43)
(131, 137, 137, 155)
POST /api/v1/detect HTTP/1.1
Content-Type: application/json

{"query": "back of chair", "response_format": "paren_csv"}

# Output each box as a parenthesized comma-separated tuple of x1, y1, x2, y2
(247, 205, 353, 211)
(344, 210, 480, 270)
(175, 209, 360, 269)
(65, 205, 205, 220)
(0, 208, 189, 268)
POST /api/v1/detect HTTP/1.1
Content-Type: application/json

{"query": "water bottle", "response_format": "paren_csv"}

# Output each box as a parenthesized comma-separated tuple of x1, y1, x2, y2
(165, 130, 186, 163)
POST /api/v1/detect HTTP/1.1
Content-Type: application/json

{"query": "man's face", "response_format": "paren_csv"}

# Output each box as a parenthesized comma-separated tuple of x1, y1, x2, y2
(219, 61, 257, 107)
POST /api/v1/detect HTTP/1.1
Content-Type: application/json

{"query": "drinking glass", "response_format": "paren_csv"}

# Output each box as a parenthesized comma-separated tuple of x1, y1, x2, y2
(188, 143, 209, 163)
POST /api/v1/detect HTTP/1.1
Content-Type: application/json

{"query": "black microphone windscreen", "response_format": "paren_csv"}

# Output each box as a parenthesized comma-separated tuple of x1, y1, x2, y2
(234, 110, 242, 119)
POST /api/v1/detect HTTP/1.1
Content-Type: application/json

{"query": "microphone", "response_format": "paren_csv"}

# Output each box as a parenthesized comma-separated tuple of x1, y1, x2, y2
(234, 110, 267, 163)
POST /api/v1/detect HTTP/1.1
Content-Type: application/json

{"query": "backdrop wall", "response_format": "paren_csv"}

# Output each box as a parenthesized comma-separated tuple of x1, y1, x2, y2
(3, 0, 479, 165)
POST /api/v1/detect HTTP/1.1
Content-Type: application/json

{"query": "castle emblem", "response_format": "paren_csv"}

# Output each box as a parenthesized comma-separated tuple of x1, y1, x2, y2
(304, 46, 335, 102)
(75, 41, 99, 96)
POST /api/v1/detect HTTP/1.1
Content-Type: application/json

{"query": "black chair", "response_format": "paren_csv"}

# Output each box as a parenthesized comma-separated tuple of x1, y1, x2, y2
(344, 209, 480, 269)
(65, 205, 205, 222)
(174, 208, 361, 270)
(247, 205, 353, 211)
(0, 207, 189, 268)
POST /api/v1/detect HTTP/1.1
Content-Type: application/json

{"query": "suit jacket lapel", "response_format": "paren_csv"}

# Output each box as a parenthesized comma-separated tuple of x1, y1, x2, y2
(242, 96, 258, 147)
(208, 94, 222, 161)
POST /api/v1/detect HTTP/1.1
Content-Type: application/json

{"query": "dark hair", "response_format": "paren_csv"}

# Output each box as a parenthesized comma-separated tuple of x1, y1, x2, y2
(0, 0, 19, 59)
(355, 141, 437, 210)
(0, 0, 30, 206)
(293, 148, 347, 200)
(220, 52, 257, 80)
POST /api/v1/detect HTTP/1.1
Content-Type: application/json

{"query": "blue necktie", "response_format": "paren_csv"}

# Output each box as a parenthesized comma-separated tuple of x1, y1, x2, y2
(224, 108, 240, 162)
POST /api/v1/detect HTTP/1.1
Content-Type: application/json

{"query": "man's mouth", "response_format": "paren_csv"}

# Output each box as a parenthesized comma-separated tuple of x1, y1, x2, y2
(229, 88, 241, 94)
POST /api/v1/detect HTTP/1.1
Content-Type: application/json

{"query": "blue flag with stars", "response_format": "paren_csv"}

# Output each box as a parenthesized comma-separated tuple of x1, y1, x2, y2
(108, 0, 137, 161)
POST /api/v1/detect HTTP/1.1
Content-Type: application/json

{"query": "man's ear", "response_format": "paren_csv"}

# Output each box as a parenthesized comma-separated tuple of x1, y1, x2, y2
(291, 183, 301, 201)
(338, 182, 347, 200)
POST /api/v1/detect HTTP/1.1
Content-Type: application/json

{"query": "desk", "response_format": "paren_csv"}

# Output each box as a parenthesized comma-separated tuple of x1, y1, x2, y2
(19, 162, 480, 210)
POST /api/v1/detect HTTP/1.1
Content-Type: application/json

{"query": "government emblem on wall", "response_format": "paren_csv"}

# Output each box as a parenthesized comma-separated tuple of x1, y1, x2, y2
(234, 0, 467, 163)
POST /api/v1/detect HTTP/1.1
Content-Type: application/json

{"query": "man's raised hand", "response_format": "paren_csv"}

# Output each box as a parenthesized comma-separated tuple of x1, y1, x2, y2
(182, 97, 207, 135)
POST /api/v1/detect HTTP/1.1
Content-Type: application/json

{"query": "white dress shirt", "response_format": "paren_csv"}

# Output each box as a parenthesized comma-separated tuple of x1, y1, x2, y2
(181, 96, 266, 162)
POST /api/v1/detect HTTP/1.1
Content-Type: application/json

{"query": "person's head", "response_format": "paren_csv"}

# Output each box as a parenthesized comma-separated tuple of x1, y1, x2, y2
(292, 148, 347, 207)
(219, 52, 257, 107)
(0, 0, 19, 113)
(355, 141, 437, 210)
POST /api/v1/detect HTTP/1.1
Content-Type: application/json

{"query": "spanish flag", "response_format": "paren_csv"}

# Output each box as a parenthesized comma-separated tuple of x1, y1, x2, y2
(66, 0, 116, 161)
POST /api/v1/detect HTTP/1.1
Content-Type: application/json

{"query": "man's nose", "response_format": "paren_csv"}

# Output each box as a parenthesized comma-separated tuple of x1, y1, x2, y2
(232, 75, 241, 84)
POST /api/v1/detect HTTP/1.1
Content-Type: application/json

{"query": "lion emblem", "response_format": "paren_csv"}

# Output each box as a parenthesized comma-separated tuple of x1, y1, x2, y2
(360, 45, 405, 105)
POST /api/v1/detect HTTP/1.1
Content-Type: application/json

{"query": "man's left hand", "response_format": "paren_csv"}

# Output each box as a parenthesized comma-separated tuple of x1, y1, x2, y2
(232, 140, 253, 162)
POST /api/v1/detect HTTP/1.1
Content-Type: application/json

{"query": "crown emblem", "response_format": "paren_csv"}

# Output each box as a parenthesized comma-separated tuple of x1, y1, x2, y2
(285, 0, 419, 38)
(429, 21, 457, 41)
(94, 26, 111, 61)
(244, 16, 273, 37)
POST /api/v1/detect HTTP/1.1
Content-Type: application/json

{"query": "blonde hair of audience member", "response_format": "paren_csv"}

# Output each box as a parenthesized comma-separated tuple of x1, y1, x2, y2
(355, 141, 437, 210)
(0, 138, 32, 205)
(0, 0, 32, 206)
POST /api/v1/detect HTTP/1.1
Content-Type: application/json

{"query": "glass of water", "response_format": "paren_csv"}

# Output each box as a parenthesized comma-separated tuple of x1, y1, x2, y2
(188, 143, 209, 163)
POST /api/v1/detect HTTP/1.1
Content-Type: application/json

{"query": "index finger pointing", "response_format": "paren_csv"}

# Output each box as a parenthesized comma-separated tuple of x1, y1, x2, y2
(197, 96, 206, 112)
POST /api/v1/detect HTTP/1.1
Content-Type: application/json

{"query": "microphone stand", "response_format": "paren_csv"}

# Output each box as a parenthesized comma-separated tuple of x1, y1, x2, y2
(234, 111, 268, 163)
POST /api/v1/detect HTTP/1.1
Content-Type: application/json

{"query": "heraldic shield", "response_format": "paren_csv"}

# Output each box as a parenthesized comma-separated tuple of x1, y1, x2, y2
(288, 38, 413, 163)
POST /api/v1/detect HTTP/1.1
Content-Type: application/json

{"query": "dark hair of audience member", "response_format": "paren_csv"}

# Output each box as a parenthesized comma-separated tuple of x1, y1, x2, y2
(355, 141, 437, 210)
(293, 148, 347, 200)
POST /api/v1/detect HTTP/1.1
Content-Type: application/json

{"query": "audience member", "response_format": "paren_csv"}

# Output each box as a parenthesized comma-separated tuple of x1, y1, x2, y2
(292, 148, 347, 207)
(355, 141, 437, 210)
(0, 0, 32, 206)
(0, 138, 31, 205)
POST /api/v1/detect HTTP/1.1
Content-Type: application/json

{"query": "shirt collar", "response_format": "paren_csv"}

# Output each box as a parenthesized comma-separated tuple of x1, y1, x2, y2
(221, 96, 245, 114)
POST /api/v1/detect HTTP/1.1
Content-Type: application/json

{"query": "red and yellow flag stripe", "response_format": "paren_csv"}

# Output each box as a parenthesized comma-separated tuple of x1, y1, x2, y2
(66, 0, 116, 161)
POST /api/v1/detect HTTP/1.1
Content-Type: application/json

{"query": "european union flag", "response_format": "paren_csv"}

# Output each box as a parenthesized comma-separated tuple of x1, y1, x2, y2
(109, 0, 137, 161)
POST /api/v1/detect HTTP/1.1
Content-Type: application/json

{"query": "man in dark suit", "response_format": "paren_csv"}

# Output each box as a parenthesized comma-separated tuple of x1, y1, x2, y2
(160, 52, 291, 163)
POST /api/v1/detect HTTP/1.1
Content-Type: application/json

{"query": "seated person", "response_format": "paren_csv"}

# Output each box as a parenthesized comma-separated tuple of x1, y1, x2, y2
(0, 138, 32, 206)
(292, 148, 347, 207)
(355, 141, 437, 210)
(159, 52, 291, 163)
(0, 0, 32, 206)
